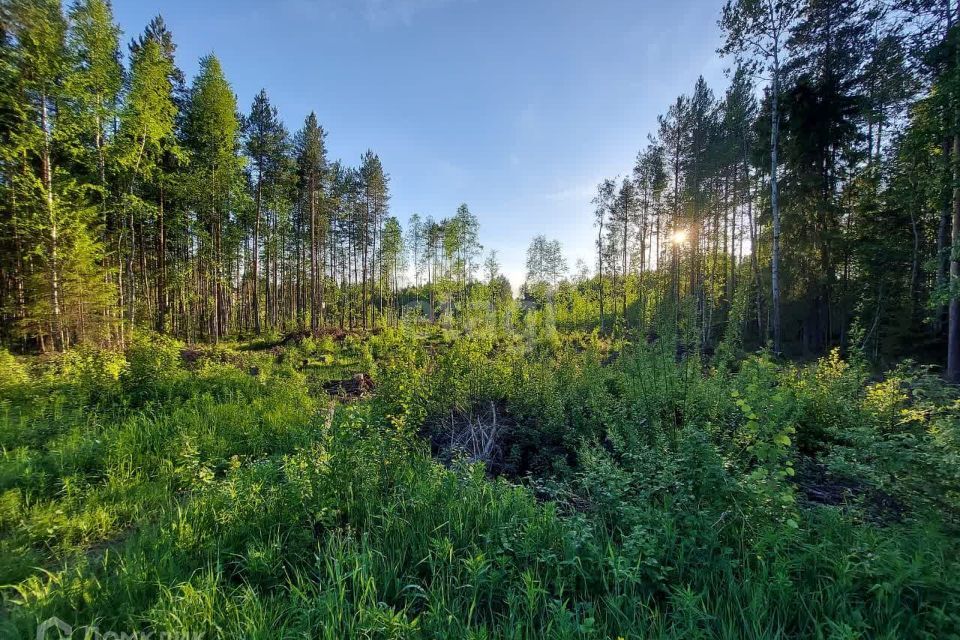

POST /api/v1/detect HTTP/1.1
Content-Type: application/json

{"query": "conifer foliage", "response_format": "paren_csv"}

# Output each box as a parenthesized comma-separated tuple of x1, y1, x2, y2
(0, 0, 958, 368)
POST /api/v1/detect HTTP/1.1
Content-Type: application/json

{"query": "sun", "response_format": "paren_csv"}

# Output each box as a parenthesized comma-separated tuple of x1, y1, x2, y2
(670, 228, 689, 245)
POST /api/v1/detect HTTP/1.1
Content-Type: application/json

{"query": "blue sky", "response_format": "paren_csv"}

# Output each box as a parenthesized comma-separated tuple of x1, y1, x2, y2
(112, 0, 728, 289)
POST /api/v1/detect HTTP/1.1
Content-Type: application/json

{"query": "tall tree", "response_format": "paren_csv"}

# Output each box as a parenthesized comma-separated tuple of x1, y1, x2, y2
(593, 178, 616, 332)
(380, 215, 404, 324)
(295, 113, 327, 330)
(125, 15, 184, 334)
(359, 150, 388, 327)
(612, 178, 639, 322)
(244, 89, 286, 334)
(6, 0, 70, 350)
(633, 140, 667, 324)
(66, 0, 121, 198)
(452, 203, 481, 300)
(406, 212, 425, 293)
(722, 65, 763, 338)
(659, 96, 689, 307)
(721, 0, 801, 354)
(183, 54, 241, 343)
(118, 35, 178, 335)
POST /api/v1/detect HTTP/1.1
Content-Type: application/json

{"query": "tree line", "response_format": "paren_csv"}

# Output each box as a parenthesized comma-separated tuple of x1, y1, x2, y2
(582, 0, 960, 371)
(3, 0, 960, 376)
(0, 0, 452, 348)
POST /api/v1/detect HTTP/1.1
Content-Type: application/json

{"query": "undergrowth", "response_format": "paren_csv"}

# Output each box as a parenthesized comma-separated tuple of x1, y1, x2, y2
(1, 328, 959, 638)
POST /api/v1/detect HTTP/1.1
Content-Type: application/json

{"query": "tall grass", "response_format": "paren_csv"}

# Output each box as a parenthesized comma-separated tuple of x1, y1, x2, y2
(1, 330, 959, 638)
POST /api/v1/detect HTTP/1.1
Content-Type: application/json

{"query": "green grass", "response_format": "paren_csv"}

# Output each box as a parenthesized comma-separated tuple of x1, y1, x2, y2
(1, 331, 959, 638)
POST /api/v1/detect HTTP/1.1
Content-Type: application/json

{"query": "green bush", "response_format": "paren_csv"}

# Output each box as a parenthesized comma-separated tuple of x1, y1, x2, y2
(0, 348, 29, 390)
(44, 346, 127, 404)
(122, 333, 185, 400)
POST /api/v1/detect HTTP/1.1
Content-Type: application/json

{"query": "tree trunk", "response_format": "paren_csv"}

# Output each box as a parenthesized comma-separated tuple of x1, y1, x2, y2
(309, 176, 318, 331)
(770, 54, 784, 356)
(598, 218, 605, 333)
(319, 202, 326, 326)
(362, 199, 369, 329)
(623, 202, 628, 327)
(156, 184, 168, 332)
(946, 0, 960, 380)
(947, 130, 960, 381)
(253, 172, 262, 334)
(211, 165, 220, 344)
(40, 93, 64, 351)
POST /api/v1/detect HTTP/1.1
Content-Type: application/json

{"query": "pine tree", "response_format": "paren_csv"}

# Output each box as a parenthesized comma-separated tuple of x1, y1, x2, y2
(359, 150, 388, 327)
(593, 178, 616, 332)
(244, 89, 287, 334)
(183, 54, 241, 343)
(380, 216, 404, 324)
(118, 36, 178, 335)
(633, 140, 667, 326)
(65, 0, 121, 197)
(6, 0, 70, 350)
(721, 66, 762, 338)
(721, 0, 801, 355)
(295, 113, 327, 330)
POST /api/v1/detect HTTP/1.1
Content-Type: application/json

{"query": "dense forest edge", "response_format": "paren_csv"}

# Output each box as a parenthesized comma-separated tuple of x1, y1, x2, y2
(2, 0, 960, 638)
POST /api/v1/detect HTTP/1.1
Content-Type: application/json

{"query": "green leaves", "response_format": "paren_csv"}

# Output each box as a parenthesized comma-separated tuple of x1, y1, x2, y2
(731, 373, 798, 527)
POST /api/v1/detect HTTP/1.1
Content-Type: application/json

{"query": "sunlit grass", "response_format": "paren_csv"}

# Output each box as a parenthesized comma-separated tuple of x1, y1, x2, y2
(1, 331, 958, 638)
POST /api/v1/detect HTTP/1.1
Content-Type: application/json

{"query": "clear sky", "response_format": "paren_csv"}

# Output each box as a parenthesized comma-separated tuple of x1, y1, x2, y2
(112, 0, 728, 289)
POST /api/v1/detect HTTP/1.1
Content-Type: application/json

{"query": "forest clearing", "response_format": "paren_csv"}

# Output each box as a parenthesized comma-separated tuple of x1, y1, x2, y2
(2, 327, 959, 638)
(3, 0, 960, 637)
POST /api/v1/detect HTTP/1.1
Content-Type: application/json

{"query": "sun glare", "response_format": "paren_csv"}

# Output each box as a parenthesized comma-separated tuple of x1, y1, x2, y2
(670, 229, 689, 245)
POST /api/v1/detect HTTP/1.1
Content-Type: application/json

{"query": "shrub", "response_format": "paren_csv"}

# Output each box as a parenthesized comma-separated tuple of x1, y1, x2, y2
(123, 333, 185, 396)
(0, 348, 29, 391)
(50, 346, 127, 404)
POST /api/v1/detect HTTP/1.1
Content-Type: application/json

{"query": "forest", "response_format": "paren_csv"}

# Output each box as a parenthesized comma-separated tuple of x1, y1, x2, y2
(1, 0, 960, 637)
